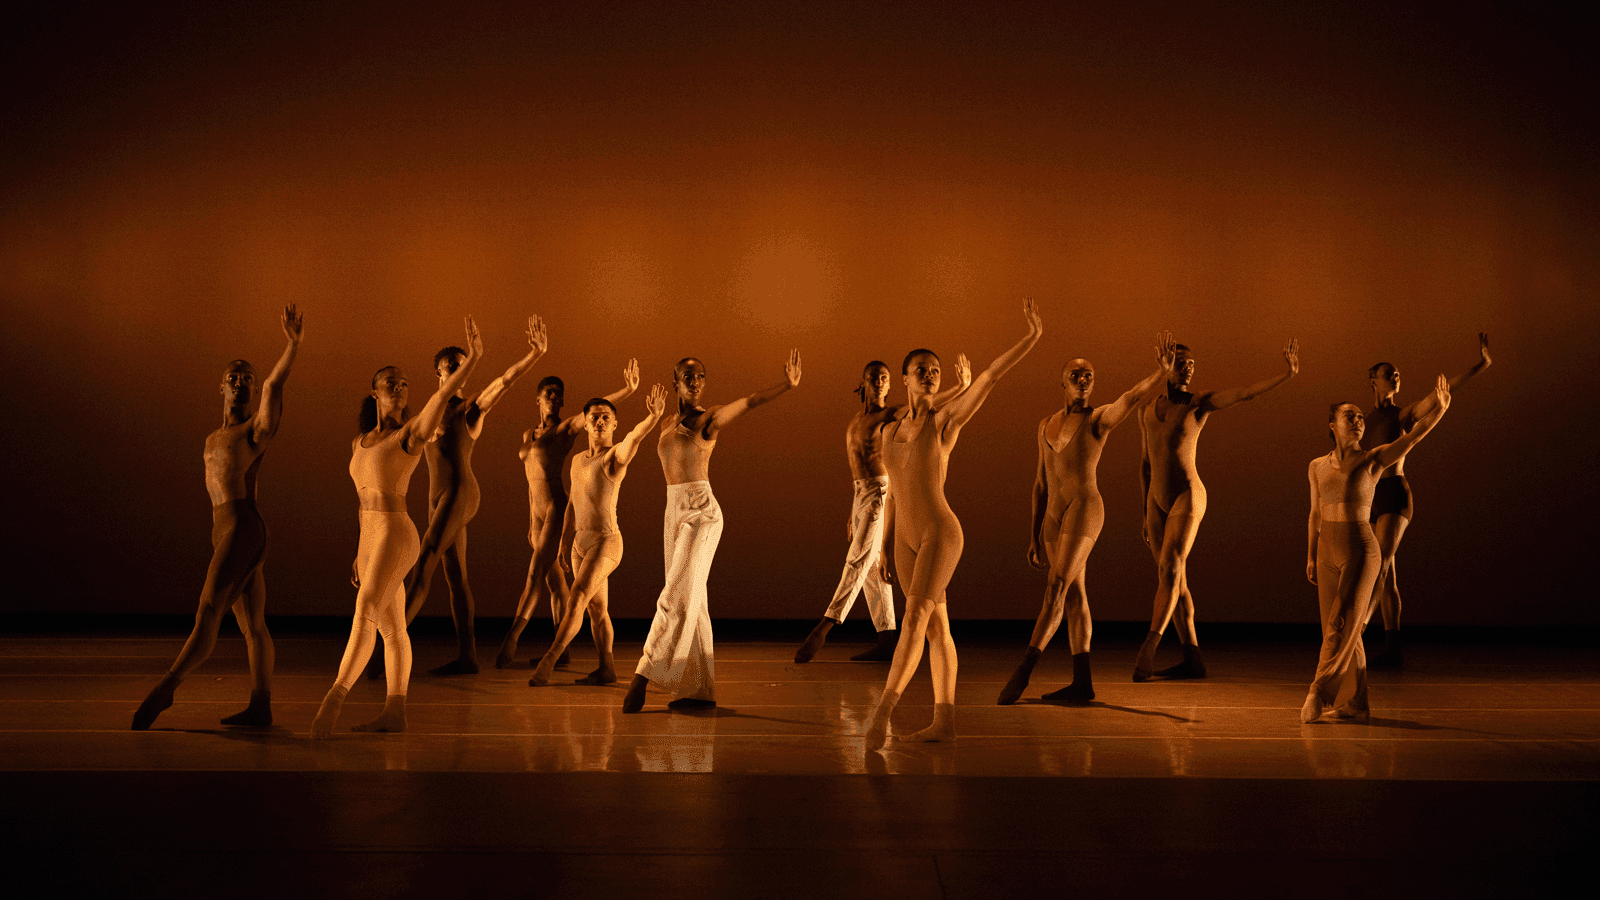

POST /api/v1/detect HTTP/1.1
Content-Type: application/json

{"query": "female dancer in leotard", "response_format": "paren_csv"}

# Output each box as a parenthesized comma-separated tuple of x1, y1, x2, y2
(864, 298, 1042, 750)
(397, 315, 548, 676)
(132, 305, 303, 730)
(997, 334, 1174, 706)
(529, 384, 668, 688)
(1303, 375, 1450, 723)
(494, 359, 639, 669)
(310, 318, 481, 739)
(1362, 333, 1490, 666)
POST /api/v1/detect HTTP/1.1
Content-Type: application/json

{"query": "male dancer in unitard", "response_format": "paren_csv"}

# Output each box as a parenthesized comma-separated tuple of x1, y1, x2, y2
(396, 315, 549, 676)
(1360, 333, 1490, 666)
(529, 384, 669, 688)
(793, 356, 970, 664)
(622, 351, 802, 713)
(495, 359, 639, 668)
(1133, 338, 1298, 682)
(998, 335, 1175, 705)
(132, 305, 303, 730)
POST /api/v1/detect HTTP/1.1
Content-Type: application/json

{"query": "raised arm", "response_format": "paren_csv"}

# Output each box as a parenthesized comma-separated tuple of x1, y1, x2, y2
(1405, 333, 1489, 423)
(706, 349, 802, 435)
(1375, 374, 1451, 469)
(1306, 460, 1322, 584)
(1200, 338, 1298, 413)
(251, 303, 304, 445)
(940, 297, 1044, 429)
(469, 314, 548, 419)
(929, 353, 972, 410)
(1027, 420, 1049, 569)
(613, 384, 668, 468)
(1096, 333, 1176, 433)
(603, 358, 641, 407)
(402, 316, 481, 453)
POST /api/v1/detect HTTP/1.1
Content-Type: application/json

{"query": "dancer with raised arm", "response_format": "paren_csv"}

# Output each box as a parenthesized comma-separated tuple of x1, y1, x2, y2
(396, 315, 548, 676)
(529, 384, 669, 688)
(1362, 333, 1491, 667)
(495, 359, 639, 669)
(132, 306, 303, 730)
(1133, 338, 1299, 682)
(793, 355, 971, 664)
(864, 299, 1043, 750)
(310, 318, 481, 739)
(1304, 376, 1450, 722)
(998, 334, 1176, 706)
(622, 351, 802, 713)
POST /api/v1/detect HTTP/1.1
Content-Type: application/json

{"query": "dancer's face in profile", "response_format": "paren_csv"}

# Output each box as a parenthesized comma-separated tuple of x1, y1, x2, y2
(1171, 347, 1195, 389)
(1062, 358, 1094, 403)
(862, 363, 891, 404)
(675, 359, 706, 405)
(1330, 403, 1365, 444)
(221, 361, 256, 408)
(904, 352, 941, 399)
(1372, 364, 1400, 396)
(436, 351, 466, 383)
(584, 404, 617, 442)
(372, 367, 409, 415)
(537, 383, 563, 418)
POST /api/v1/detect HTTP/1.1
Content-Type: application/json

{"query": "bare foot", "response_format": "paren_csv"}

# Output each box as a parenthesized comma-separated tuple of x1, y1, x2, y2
(310, 687, 347, 740)
(1132, 631, 1160, 682)
(1040, 682, 1094, 706)
(794, 618, 835, 664)
(898, 703, 956, 743)
(131, 676, 178, 731)
(621, 674, 648, 713)
(574, 662, 616, 685)
(863, 690, 900, 751)
(428, 657, 480, 676)
(220, 691, 272, 726)
(351, 695, 406, 733)
(1300, 690, 1324, 724)
(850, 629, 899, 662)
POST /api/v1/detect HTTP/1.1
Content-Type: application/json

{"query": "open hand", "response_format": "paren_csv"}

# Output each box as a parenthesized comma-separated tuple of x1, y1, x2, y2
(1434, 373, 1451, 411)
(1022, 296, 1043, 338)
(463, 316, 483, 361)
(622, 358, 640, 393)
(527, 315, 548, 355)
(1155, 331, 1176, 374)
(784, 348, 802, 387)
(955, 353, 972, 390)
(1283, 338, 1299, 376)
(645, 383, 667, 417)
(282, 304, 304, 344)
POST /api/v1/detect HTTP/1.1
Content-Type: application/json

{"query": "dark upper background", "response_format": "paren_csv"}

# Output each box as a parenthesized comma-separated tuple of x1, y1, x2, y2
(2, 1, 1593, 624)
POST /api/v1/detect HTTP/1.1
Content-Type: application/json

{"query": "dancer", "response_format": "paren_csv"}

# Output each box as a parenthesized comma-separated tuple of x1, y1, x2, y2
(529, 385, 669, 688)
(1362, 333, 1491, 666)
(397, 315, 548, 676)
(1132, 338, 1299, 682)
(998, 334, 1177, 706)
(622, 351, 803, 713)
(495, 359, 640, 668)
(311, 318, 481, 739)
(1304, 376, 1451, 722)
(132, 305, 304, 730)
(793, 355, 971, 664)
(864, 298, 1043, 750)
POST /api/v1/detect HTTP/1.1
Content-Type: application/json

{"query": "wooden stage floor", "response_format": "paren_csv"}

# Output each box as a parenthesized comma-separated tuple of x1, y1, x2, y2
(3, 622, 1597, 898)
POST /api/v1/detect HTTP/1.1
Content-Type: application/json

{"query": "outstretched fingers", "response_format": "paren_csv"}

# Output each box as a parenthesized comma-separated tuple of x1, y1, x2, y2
(282, 304, 304, 342)
(1022, 296, 1043, 336)
(464, 316, 483, 358)
(623, 358, 641, 391)
(646, 383, 668, 415)
(1284, 337, 1300, 375)
(785, 349, 802, 386)
(528, 315, 548, 354)
(1435, 373, 1451, 409)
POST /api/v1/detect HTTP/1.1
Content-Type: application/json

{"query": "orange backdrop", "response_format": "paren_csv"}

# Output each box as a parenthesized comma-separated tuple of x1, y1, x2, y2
(2, 2, 1593, 623)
